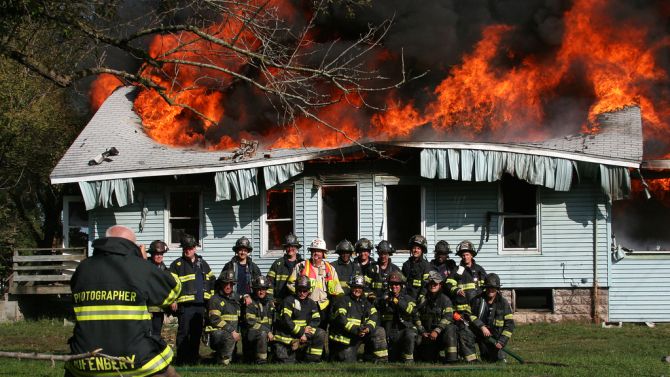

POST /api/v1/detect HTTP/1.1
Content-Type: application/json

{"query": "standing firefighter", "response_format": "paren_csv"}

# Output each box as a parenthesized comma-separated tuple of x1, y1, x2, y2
(378, 271, 418, 363)
(469, 273, 515, 362)
(205, 269, 241, 365)
(274, 276, 327, 363)
(370, 240, 401, 299)
(242, 276, 275, 364)
(147, 240, 170, 338)
(402, 235, 433, 300)
(414, 271, 458, 363)
(65, 225, 182, 377)
(287, 238, 344, 327)
(430, 240, 457, 297)
(450, 240, 486, 362)
(332, 239, 362, 296)
(169, 234, 216, 365)
(329, 275, 388, 362)
(267, 234, 303, 302)
(222, 236, 262, 303)
(354, 238, 376, 293)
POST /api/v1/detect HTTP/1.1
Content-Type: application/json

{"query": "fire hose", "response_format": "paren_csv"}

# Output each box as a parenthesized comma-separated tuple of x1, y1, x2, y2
(453, 311, 525, 364)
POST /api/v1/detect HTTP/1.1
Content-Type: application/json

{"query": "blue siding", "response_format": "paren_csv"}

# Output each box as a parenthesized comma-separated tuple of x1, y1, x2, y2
(609, 256, 670, 322)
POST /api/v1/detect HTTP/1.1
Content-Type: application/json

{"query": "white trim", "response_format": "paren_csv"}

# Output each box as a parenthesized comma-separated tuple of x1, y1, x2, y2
(389, 141, 640, 168)
(260, 184, 295, 258)
(497, 180, 541, 255)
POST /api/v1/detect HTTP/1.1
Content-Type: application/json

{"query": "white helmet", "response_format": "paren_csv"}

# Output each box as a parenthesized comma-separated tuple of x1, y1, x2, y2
(308, 238, 328, 254)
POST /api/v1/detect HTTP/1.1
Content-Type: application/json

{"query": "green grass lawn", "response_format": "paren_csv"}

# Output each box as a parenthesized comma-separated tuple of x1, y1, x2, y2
(0, 319, 668, 376)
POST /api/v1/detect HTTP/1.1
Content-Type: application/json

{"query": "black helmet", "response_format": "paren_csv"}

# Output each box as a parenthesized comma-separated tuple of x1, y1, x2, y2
(408, 235, 428, 252)
(354, 238, 374, 252)
(233, 236, 253, 252)
(335, 239, 355, 254)
(218, 269, 237, 284)
(387, 271, 406, 285)
(283, 233, 302, 249)
(483, 273, 501, 289)
(434, 240, 450, 255)
(148, 240, 168, 255)
(349, 275, 366, 289)
(295, 275, 311, 291)
(180, 234, 198, 249)
(456, 240, 477, 257)
(252, 276, 271, 290)
(376, 240, 395, 255)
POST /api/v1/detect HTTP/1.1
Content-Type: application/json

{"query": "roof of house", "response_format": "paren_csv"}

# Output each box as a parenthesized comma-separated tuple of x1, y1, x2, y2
(50, 86, 643, 184)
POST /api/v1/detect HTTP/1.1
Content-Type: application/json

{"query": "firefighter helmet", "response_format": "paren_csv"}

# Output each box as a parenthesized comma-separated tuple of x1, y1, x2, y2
(295, 275, 311, 291)
(349, 275, 366, 289)
(252, 275, 271, 290)
(456, 240, 477, 257)
(335, 239, 355, 254)
(148, 240, 168, 255)
(354, 238, 374, 252)
(387, 271, 406, 285)
(408, 234, 428, 252)
(282, 233, 302, 249)
(483, 273, 501, 289)
(180, 234, 198, 249)
(218, 269, 237, 284)
(233, 236, 253, 252)
(427, 270, 444, 285)
(376, 240, 395, 255)
(434, 240, 450, 255)
(308, 238, 328, 254)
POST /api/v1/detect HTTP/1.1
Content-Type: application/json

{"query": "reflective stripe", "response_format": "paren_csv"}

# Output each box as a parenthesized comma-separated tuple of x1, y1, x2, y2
(504, 314, 514, 320)
(177, 295, 195, 303)
(206, 271, 216, 279)
(402, 353, 414, 360)
(274, 334, 294, 344)
(283, 307, 292, 316)
(329, 333, 351, 344)
(308, 347, 323, 356)
(204, 291, 213, 300)
(464, 353, 477, 361)
(294, 320, 307, 325)
(292, 324, 301, 334)
(502, 330, 513, 337)
(373, 349, 388, 357)
(366, 319, 376, 328)
(274, 274, 289, 281)
(318, 300, 329, 310)
(372, 282, 382, 289)
(337, 308, 348, 315)
(495, 320, 505, 327)
(268, 270, 276, 278)
(412, 279, 421, 287)
(74, 305, 150, 321)
(406, 302, 415, 314)
(65, 345, 173, 377)
(221, 314, 238, 321)
(209, 310, 221, 316)
(459, 283, 476, 290)
(447, 346, 458, 353)
(178, 274, 195, 282)
(456, 304, 470, 311)
(162, 274, 182, 306)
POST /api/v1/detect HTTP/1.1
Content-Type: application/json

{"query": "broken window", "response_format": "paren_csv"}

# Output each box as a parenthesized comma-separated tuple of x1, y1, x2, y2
(63, 198, 89, 248)
(501, 175, 538, 251)
(265, 187, 294, 251)
(169, 191, 200, 245)
(322, 185, 357, 251)
(514, 288, 553, 311)
(386, 185, 421, 251)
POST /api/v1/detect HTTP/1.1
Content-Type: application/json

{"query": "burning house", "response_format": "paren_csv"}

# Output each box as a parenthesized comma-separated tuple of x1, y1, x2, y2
(51, 0, 670, 323)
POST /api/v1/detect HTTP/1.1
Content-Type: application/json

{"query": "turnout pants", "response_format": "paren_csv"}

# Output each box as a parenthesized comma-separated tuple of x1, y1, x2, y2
(329, 327, 388, 362)
(477, 337, 505, 362)
(274, 328, 327, 363)
(387, 327, 417, 363)
(209, 329, 238, 365)
(455, 321, 478, 362)
(175, 304, 205, 365)
(243, 329, 270, 364)
(151, 312, 165, 338)
(415, 325, 458, 363)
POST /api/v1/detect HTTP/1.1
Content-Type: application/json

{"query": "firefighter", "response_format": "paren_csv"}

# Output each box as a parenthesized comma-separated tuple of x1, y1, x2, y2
(377, 271, 418, 363)
(65, 225, 182, 377)
(450, 240, 486, 363)
(222, 236, 262, 303)
(147, 240, 170, 338)
(414, 271, 458, 363)
(401, 235, 433, 300)
(332, 239, 362, 296)
(242, 275, 275, 364)
(370, 240, 401, 299)
(430, 240, 457, 297)
(267, 234, 304, 302)
(469, 273, 515, 362)
(287, 238, 344, 327)
(169, 234, 216, 365)
(205, 269, 241, 365)
(274, 276, 327, 363)
(354, 238, 376, 293)
(329, 275, 388, 362)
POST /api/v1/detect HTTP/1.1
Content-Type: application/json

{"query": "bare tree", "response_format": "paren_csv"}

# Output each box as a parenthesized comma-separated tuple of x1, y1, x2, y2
(0, 0, 409, 145)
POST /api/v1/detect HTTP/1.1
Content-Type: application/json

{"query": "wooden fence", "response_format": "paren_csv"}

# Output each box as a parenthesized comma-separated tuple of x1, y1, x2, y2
(9, 248, 86, 295)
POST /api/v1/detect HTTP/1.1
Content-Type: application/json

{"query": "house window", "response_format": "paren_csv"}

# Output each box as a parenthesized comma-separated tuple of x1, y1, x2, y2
(168, 191, 200, 245)
(514, 288, 553, 311)
(265, 187, 294, 251)
(63, 198, 89, 248)
(501, 175, 539, 252)
(386, 185, 421, 251)
(321, 185, 357, 251)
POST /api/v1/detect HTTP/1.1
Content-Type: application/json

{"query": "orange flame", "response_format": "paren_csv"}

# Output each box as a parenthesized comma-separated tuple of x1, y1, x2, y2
(89, 74, 123, 112)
